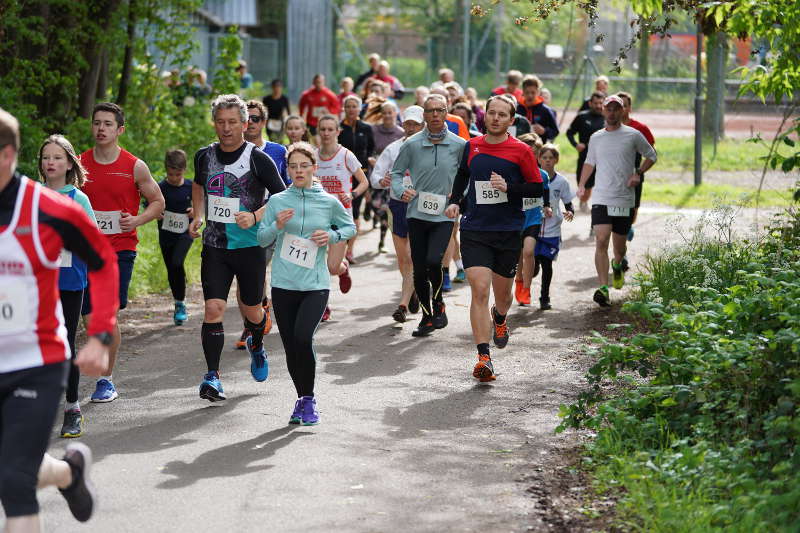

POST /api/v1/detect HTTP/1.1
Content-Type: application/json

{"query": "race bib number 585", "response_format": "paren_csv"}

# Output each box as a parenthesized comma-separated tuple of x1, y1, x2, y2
(475, 181, 507, 204)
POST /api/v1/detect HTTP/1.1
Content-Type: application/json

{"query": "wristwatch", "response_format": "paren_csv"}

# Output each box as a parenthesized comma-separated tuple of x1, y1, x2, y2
(92, 332, 113, 346)
(635, 169, 644, 179)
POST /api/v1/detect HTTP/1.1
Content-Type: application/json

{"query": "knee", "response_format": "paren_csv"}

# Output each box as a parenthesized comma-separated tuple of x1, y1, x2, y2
(471, 287, 490, 305)
(204, 300, 225, 321)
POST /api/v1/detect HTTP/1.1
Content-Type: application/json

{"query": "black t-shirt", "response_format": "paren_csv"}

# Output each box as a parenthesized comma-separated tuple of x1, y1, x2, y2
(193, 142, 285, 197)
(262, 95, 291, 120)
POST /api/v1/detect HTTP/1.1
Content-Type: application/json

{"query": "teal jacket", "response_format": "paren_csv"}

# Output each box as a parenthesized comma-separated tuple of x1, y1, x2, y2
(257, 182, 356, 291)
(390, 129, 466, 223)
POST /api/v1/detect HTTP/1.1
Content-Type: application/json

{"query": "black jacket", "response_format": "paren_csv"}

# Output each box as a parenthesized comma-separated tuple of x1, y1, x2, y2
(516, 101, 559, 142)
(338, 120, 375, 170)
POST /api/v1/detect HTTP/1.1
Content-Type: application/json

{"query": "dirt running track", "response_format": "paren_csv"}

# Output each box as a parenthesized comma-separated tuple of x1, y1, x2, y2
(36, 205, 765, 532)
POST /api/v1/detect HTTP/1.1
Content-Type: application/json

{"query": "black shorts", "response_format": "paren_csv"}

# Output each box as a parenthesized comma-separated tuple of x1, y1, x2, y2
(591, 205, 635, 235)
(460, 230, 522, 278)
(521, 223, 541, 240)
(81, 249, 136, 315)
(0, 362, 67, 517)
(201, 245, 267, 306)
(577, 157, 596, 190)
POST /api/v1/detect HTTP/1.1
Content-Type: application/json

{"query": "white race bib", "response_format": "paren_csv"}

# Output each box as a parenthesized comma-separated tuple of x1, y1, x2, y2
(0, 281, 31, 334)
(95, 210, 121, 234)
(417, 191, 446, 215)
(523, 197, 543, 211)
(508, 125, 518, 137)
(608, 206, 631, 217)
(162, 211, 190, 234)
(280, 233, 318, 269)
(208, 196, 239, 224)
(59, 250, 73, 268)
(475, 181, 508, 204)
(312, 106, 328, 118)
(267, 119, 283, 132)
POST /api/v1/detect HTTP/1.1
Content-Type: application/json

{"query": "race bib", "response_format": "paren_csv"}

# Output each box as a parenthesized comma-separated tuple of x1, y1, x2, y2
(417, 191, 446, 215)
(59, 249, 73, 268)
(95, 210, 121, 234)
(508, 125, 518, 137)
(608, 206, 631, 217)
(267, 119, 283, 132)
(475, 181, 508, 204)
(208, 196, 239, 224)
(162, 211, 189, 234)
(0, 281, 31, 334)
(523, 197, 543, 211)
(280, 233, 318, 269)
(312, 106, 328, 118)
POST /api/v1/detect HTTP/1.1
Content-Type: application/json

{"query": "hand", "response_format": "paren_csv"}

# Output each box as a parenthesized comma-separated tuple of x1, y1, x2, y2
(156, 211, 164, 221)
(444, 204, 460, 219)
(544, 206, 554, 218)
(309, 229, 329, 247)
(577, 186, 585, 200)
(533, 124, 545, 136)
(76, 337, 110, 377)
(627, 173, 641, 188)
(338, 192, 353, 206)
(379, 172, 391, 188)
(563, 210, 574, 222)
(401, 188, 417, 203)
(576, 143, 586, 152)
(186, 206, 194, 219)
(275, 208, 294, 229)
(119, 212, 139, 232)
(489, 172, 507, 192)
(188, 218, 203, 239)
(235, 210, 256, 229)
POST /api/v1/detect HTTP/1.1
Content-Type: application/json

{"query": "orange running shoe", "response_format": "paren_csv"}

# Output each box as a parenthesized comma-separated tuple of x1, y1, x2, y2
(235, 329, 249, 350)
(514, 278, 523, 303)
(263, 302, 273, 335)
(518, 287, 531, 306)
(473, 354, 496, 382)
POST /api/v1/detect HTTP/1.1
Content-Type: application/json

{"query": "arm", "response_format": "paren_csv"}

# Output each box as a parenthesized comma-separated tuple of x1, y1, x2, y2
(448, 143, 471, 207)
(257, 201, 280, 247)
(565, 116, 579, 148)
(543, 107, 559, 141)
(188, 181, 205, 239)
(371, 146, 394, 189)
(352, 167, 369, 197)
(390, 142, 413, 199)
(121, 159, 164, 232)
(577, 163, 595, 198)
(505, 146, 543, 197)
(327, 196, 357, 243)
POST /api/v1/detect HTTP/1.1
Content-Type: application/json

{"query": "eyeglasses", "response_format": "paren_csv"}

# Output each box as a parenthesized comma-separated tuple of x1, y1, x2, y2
(424, 107, 448, 115)
(248, 115, 263, 123)
(288, 163, 314, 170)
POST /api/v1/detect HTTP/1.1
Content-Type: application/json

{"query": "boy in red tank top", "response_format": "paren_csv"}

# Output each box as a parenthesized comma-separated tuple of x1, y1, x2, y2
(80, 102, 165, 403)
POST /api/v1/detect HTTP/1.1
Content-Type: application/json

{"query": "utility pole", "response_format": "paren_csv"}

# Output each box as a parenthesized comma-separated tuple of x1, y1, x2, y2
(694, 23, 704, 186)
(461, 0, 470, 86)
(494, 3, 504, 84)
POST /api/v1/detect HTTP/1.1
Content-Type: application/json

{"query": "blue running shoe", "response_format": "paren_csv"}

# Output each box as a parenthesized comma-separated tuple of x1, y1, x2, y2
(199, 371, 226, 402)
(247, 336, 269, 382)
(90, 379, 118, 403)
(301, 396, 319, 426)
(627, 226, 635, 242)
(289, 398, 303, 424)
(442, 273, 452, 292)
(454, 268, 466, 283)
(173, 301, 187, 325)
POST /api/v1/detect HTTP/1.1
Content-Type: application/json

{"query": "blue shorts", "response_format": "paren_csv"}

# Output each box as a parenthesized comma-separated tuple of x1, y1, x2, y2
(388, 198, 408, 238)
(82, 250, 136, 315)
(534, 236, 561, 261)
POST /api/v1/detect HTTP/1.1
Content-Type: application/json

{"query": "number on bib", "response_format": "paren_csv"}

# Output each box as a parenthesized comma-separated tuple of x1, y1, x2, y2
(162, 211, 190, 234)
(279, 233, 318, 269)
(475, 181, 508, 205)
(417, 191, 446, 215)
(608, 206, 631, 217)
(523, 197, 543, 211)
(208, 196, 239, 224)
(59, 250, 73, 268)
(95, 211, 122, 234)
(0, 281, 31, 334)
(267, 119, 283, 132)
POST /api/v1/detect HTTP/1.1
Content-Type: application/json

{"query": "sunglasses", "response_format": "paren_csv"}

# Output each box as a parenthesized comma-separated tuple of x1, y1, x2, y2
(248, 115, 264, 123)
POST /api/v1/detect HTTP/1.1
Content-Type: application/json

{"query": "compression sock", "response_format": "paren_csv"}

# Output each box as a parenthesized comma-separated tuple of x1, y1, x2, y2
(65, 401, 80, 412)
(477, 343, 491, 356)
(245, 313, 268, 350)
(201, 322, 225, 372)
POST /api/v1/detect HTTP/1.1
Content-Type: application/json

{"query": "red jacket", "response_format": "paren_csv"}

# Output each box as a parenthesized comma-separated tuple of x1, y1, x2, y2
(298, 87, 341, 128)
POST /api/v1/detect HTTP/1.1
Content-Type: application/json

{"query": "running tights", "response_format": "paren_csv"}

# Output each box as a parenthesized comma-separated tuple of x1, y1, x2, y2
(60, 290, 83, 404)
(271, 287, 329, 397)
(539, 257, 553, 299)
(159, 235, 193, 301)
(407, 219, 453, 316)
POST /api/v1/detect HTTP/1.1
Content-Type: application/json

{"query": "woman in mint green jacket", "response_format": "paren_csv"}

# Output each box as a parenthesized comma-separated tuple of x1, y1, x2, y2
(257, 142, 356, 425)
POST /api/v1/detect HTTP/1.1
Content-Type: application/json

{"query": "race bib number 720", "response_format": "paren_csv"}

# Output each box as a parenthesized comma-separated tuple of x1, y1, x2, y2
(208, 196, 239, 224)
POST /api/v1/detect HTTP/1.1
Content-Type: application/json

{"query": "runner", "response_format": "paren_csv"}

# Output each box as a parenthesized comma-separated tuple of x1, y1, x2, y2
(257, 142, 356, 425)
(38, 135, 96, 439)
(390, 94, 466, 337)
(285, 115, 311, 145)
(188, 94, 286, 402)
(566, 91, 605, 211)
(354, 53, 380, 92)
(429, 87, 470, 140)
(490, 70, 525, 104)
(369, 102, 404, 249)
(430, 67, 463, 95)
(338, 76, 356, 106)
(578, 75, 610, 112)
(576, 95, 657, 307)
(371, 105, 425, 322)
(369, 60, 405, 100)
(316, 114, 369, 320)
(0, 107, 117, 527)
(445, 95, 543, 381)
(156, 150, 193, 327)
(516, 75, 559, 142)
(80, 102, 165, 403)
(298, 74, 340, 136)
(262, 79, 291, 143)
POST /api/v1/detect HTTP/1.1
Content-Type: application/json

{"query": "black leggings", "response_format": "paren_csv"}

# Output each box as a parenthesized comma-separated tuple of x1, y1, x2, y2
(159, 234, 193, 301)
(538, 257, 553, 299)
(407, 219, 453, 316)
(271, 288, 329, 397)
(0, 362, 67, 517)
(60, 290, 83, 404)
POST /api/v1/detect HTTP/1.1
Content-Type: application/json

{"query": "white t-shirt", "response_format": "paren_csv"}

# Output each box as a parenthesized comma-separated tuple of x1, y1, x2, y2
(316, 146, 360, 197)
(542, 173, 575, 238)
(371, 137, 412, 201)
(585, 125, 657, 208)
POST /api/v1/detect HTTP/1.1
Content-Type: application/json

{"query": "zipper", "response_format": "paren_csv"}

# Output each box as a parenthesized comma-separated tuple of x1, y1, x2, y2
(434, 144, 438, 167)
(300, 187, 305, 235)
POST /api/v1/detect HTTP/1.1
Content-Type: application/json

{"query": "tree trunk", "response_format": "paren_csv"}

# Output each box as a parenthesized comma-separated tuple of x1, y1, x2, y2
(637, 27, 650, 103)
(703, 31, 729, 140)
(96, 48, 110, 101)
(117, 0, 137, 107)
(77, 0, 123, 118)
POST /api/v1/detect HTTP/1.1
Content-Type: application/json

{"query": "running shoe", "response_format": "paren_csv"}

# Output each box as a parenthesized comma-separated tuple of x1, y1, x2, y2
(491, 306, 510, 349)
(442, 272, 452, 292)
(540, 297, 552, 311)
(612, 262, 625, 290)
(408, 292, 420, 314)
(60, 410, 84, 438)
(454, 268, 466, 283)
(322, 306, 331, 322)
(263, 302, 273, 335)
(518, 287, 531, 306)
(593, 285, 611, 307)
(412, 315, 436, 337)
(339, 262, 352, 293)
(514, 278, 523, 303)
(432, 301, 448, 329)
(579, 201, 589, 213)
(301, 396, 320, 425)
(473, 354, 496, 382)
(59, 443, 96, 522)
(378, 242, 386, 253)
(235, 328, 249, 350)
(247, 336, 269, 382)
(392, 305, 408, 323)
(90, 379, 117, 403)
(627, 226, 635, 242)
(199, 371, 226, 402)
(173, 301, 187, 325)
(621, 256, 630, 272)
(289, 398, 303, 424)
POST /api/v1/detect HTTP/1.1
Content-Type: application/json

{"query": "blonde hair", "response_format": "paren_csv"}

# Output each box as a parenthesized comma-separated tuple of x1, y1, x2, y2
(284, 115, 310, 142)
(518, 133, 543, 154)
(38, 134, 87, 187)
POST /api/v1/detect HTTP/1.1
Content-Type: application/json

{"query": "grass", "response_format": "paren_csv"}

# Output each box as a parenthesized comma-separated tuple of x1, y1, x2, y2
(641, 182, 794, 208)
(128, 220, 202, 299)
